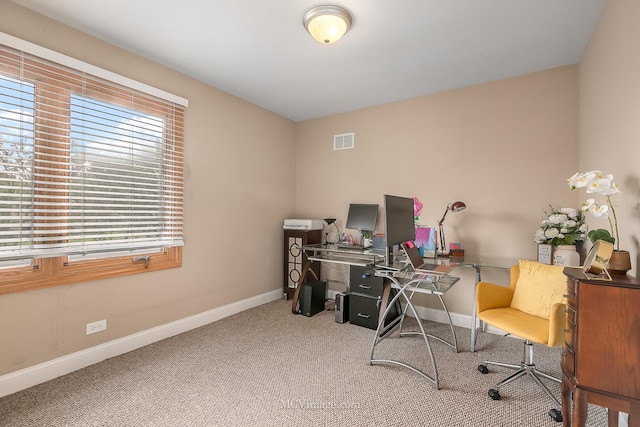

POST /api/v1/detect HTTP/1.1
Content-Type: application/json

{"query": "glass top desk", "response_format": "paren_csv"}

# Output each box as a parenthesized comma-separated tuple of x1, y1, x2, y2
(369, 268, 460, 389)
(302, 243, 388, 267)
(299, 244, 518, 352)
(290, 244, 390, 314)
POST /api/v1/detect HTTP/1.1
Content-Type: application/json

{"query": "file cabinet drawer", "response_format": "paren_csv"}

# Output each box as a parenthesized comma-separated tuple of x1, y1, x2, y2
(349, 293, 380, 329)
(350, 266, 384, 297)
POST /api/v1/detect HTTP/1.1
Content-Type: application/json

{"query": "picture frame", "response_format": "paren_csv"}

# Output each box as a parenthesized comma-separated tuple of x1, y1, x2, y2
(537, 244, 553, 264)
(583, 240, 613, 281)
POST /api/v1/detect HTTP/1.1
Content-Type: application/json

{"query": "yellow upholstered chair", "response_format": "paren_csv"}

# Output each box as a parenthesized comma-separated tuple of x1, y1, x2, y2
(476, 260, 566, 420)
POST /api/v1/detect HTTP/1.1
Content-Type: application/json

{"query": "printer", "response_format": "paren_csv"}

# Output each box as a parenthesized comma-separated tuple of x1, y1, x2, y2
(283, 219, 324, 230)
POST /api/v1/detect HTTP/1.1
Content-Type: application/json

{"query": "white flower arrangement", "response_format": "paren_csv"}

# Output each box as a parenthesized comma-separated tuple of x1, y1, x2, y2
(568, 170, 621, 250)
(534, 206, 587, 246)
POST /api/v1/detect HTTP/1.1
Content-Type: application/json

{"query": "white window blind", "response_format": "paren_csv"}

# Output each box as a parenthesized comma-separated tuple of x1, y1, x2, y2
(0, 43, 185, 260)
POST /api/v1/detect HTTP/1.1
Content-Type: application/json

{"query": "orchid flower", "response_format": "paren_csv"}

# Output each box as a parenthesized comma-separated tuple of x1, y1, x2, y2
(413, 197, 423, 218)
(569, 171, 621, 250)
(582, 198, 609, 218)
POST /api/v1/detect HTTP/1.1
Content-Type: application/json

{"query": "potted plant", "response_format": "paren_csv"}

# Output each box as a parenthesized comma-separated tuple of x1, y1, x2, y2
(568, 170, 631, 275)
(534, 206, 586, 265)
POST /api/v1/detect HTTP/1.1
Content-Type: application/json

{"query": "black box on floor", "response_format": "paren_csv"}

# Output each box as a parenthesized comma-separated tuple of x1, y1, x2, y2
(335, 293, 350, 323)
(300, 280, 326, 317)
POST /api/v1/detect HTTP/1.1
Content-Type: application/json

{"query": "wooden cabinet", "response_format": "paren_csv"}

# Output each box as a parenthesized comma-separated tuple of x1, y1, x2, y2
(561, 268, 640, 427)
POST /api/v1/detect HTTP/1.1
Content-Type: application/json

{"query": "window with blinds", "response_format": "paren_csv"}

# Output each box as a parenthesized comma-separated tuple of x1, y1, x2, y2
(0, 36, 186, 294)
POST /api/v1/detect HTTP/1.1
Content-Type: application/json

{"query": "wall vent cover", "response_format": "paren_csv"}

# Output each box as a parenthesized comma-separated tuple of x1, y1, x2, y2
(333, 132, 354, 150)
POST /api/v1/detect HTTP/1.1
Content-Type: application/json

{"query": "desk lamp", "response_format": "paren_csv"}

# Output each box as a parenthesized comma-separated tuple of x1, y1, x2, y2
(323, 218, 340, 245)
(437, 201, 466, 256)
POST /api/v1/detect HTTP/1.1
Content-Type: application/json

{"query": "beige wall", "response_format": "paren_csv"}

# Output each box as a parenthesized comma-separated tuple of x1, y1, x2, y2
(0, 2, 296, 375)
(578, 0, 639, 275)
(6, 0, 635, 380)
(294, 66, 580, 313)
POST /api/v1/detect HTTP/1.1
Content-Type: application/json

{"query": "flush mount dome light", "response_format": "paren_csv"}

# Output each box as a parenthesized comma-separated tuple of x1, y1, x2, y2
(303, 5, 352, 44)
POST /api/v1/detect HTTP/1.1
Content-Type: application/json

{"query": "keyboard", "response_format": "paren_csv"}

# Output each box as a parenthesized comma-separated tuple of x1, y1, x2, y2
(393, 270, 440, 281)
(336, 244, 366, 251)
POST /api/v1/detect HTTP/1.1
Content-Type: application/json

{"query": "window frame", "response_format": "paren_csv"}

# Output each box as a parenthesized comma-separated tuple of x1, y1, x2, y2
(0, 39, 185, 296)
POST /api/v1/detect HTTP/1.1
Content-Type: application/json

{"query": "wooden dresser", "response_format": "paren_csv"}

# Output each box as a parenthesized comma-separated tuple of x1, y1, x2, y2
(562, 268, 640, 427)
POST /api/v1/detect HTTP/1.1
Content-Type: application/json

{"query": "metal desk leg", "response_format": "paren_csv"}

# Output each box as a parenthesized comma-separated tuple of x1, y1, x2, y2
(470, 265, 481, 352)
(435, 294, 458, 352)
(397, 289, 458, 353)
(369, 279, 440, 389)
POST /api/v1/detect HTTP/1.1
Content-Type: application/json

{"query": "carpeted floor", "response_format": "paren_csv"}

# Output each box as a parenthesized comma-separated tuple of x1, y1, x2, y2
(0, 299, 607, 426)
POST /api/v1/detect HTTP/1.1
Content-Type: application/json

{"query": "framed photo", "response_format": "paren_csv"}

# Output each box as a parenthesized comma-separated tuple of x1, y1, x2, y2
(583, 240, 613, 281)
(537, 244, 553, 264)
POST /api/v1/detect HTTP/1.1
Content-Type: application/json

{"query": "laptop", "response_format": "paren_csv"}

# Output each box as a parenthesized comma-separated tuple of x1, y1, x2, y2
(401, 241, 453, 275)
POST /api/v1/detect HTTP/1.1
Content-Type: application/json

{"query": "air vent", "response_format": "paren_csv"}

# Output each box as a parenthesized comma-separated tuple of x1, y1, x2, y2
(333, 132, 354, 150)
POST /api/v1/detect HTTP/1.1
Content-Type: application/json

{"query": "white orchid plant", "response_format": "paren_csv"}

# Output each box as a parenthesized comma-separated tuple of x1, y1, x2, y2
(567, 170, 621, 250)
(534, 206, 586, 246)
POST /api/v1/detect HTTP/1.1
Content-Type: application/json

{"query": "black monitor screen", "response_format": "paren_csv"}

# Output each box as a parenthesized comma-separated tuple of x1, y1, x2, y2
(345, 204, 379, 232)
(384, 194, 416, 247)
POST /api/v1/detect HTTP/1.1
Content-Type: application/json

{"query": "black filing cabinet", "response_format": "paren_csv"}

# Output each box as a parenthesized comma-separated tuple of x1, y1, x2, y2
(349, 265, 399, 329)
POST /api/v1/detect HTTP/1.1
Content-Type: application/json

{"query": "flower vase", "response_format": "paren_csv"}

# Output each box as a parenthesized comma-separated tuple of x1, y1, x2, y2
(608, 250, 631, 276)
(553, 245, 580, 267)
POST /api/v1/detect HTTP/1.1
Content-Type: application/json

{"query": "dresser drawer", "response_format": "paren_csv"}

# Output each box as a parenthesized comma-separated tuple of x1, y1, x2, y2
(566, 305, 575, 327)
(562, 346, 575, 376)
(565, 317, 576, 350)
(565, 285, 576, 310)
(350, 266, 384, 297)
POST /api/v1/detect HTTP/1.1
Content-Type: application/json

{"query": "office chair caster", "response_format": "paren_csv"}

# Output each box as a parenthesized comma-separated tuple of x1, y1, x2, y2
(478, 364, 489, 374)
(488, 389, 501, 400)
(548, 408, 563, 422)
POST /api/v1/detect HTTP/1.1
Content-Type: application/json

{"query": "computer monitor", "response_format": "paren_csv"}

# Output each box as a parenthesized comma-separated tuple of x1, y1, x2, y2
(383, 194, 416, 248)
(345, 203, 379, 234)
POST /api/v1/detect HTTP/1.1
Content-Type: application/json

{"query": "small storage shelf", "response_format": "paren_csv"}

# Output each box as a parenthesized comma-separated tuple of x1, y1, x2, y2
(283, 229, 321, 300)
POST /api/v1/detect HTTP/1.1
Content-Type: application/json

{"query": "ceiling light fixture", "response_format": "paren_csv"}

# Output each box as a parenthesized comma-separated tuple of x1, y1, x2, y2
(303, 5, 352, 44)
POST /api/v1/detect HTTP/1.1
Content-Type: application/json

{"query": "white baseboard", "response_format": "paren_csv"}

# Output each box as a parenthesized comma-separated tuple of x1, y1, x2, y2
(409, 305, 509, 335)
(0, 288, 283, 398)
(409, 304, 471, 329)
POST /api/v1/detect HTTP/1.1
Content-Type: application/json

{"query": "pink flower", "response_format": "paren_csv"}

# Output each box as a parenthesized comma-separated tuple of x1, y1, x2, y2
(413, 197, 423, 218)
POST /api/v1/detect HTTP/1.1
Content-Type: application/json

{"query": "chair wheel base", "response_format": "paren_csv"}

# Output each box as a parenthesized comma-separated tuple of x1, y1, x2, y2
(548, 408, 563, 422)
(488, 389, 501, 400)
(478, 364, 489, 374)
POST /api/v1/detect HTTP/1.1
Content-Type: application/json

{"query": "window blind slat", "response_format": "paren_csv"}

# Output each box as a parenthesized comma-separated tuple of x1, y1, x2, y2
(0, 32, 188, 107)
(0, 43, 185, 261)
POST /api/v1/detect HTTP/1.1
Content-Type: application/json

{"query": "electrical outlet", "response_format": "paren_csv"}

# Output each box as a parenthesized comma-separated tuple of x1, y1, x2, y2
(86, 319, 107, 335)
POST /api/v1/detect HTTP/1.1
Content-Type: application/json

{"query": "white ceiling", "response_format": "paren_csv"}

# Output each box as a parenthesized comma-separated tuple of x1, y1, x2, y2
(12, 0, 606, 122)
